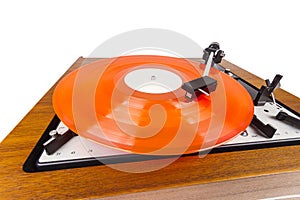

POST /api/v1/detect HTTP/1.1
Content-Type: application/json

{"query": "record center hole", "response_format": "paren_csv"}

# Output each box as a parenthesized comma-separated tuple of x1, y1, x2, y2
(124, 67, 182, 94)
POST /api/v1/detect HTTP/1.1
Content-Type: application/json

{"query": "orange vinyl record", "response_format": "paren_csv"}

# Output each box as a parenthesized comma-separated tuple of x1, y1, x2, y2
(53, 55, 254, 155)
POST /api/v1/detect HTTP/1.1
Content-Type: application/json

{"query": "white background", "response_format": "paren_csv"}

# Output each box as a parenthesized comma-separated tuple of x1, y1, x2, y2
(0, 0, 299, 142)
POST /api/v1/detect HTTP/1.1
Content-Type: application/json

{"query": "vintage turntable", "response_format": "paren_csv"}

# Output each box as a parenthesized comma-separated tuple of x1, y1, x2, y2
(23, 43, 300, 172)
(1, 42, 300, 199)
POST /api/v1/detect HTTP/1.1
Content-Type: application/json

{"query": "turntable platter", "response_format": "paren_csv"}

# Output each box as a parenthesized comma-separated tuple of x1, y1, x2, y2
(52, 55, 254, 155)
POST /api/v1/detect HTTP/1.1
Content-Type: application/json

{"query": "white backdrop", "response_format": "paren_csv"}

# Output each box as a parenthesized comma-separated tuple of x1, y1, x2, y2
(0, 0, 299, 142)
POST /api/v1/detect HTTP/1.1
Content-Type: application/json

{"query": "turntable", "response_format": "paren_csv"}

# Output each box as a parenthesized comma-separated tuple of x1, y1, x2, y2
(1, 43, 300, 199)
(21, 43, 300, 172)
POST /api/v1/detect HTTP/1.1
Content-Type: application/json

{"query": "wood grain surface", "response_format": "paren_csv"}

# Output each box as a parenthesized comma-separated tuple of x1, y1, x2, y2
(0, 57, 299, 200)
(102, 171, 300, 200)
